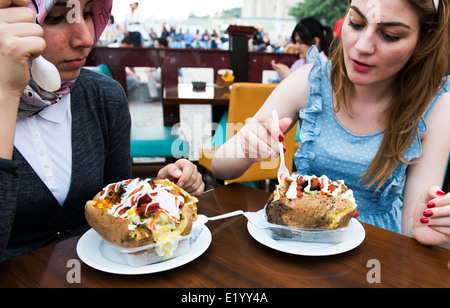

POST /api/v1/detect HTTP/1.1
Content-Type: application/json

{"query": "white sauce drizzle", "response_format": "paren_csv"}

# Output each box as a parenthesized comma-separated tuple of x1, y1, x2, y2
(101, 179, 183, 225)
(274, 174, 354, 202)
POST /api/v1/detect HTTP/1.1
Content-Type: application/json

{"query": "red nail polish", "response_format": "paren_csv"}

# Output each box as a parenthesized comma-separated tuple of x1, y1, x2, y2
(427, 202, 435, 208)
(436, 190, 446, 196)
(283, 146, 286, 153)
(423, 210, 433, 217)
(420, 217, 429, 224)
(279, 135, 284, 142)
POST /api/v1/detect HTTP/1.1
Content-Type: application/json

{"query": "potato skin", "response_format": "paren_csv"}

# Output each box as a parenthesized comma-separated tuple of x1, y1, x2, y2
(85, 202, 156, 248)
(266, 194, 357, 229)
(180, 205, 193, 236)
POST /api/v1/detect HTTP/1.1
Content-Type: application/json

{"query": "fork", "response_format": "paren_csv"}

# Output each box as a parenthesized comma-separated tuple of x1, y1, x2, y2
(272, 110, 290, 185)
(195, 210, 244, 225)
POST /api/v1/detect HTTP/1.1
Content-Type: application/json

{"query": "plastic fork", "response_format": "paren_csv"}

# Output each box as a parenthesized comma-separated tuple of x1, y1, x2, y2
(195, 210, 244, 225)
(195, 210, 269, 230)
(272, 110, 290, 185)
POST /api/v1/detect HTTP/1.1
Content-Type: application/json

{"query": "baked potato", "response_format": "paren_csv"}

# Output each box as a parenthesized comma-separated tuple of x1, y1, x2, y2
(85, 178, 198, 255)
(266, 175, 357, 229)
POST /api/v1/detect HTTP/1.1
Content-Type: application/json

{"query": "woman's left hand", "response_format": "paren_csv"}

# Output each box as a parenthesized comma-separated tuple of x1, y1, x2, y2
(157, 159, 204, 196)
(413, 185, 450, 245)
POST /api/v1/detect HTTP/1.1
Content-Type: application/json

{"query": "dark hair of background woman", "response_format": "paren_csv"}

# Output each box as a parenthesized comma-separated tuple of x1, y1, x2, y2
(292, 17, 334, 57)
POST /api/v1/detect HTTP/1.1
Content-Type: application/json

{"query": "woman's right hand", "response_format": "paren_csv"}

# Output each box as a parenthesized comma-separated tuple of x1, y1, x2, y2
(0, 0, 46, 160)
(0, 0, 46, 99)
(236, 114, 292, 162)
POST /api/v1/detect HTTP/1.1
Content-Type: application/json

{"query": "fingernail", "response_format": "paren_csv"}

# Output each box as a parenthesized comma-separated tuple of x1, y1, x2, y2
(279, 135, 284, 142)
(427, 202, 435, 208)
(436, 190, 446, 196)
(173, 169, 182, 177)
(423, 210, 433, 217)
(283, 146, 286, 153)
(420, 217, 429, 224)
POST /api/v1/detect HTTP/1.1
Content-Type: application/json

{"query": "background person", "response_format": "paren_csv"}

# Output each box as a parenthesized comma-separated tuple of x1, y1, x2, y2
(124, 1, 143, 47)
(271, 17, 333, 80)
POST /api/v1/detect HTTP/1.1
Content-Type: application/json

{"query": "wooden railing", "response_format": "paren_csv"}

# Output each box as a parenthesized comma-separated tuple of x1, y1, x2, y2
(86, 47, 231, 92)
(85, 47, 299, 85)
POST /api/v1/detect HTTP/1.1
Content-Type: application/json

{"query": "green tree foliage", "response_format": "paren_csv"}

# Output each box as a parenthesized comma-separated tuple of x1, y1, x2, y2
(289, 0, 348, 26)
(221, 7, 242, 19)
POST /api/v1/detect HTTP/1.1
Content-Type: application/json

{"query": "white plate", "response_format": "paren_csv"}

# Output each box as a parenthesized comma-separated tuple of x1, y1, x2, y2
(247, 218, 365, 256)
(76, 224, 211, 275)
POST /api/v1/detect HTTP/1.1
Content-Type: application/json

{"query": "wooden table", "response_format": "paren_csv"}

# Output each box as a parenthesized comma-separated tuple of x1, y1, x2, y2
(162, 83, 230, 125)
(1, 183, 449, 289)
(163, 83, 230, 106)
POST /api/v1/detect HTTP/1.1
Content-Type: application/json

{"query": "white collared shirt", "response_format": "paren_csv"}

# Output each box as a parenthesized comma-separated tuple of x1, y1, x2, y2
(14, 95, 72, 206)
(124, 9, 143, 33)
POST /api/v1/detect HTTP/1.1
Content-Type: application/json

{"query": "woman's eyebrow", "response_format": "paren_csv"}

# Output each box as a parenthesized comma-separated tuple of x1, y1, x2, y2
(350, 6, 368, 22)
(349, 5, 411, 29)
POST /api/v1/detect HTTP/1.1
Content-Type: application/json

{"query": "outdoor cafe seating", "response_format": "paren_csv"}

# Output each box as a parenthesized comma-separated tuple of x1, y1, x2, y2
(85, 25, 450, 191)
(198, 82, 297, 189)
(86, 26, 299, 179)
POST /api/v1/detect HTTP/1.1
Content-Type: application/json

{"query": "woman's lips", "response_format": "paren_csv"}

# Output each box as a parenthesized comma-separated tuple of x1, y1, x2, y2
(63, 58, 86, 69)
(351, 59, 374, 72)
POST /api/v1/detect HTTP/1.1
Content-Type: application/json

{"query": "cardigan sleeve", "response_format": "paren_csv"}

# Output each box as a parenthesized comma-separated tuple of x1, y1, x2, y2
(0, 153, 21, 259)
(103, 88, 132, 185)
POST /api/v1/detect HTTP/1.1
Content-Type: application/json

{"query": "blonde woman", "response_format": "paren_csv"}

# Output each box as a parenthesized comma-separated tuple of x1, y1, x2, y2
(212, 0, 450, 246)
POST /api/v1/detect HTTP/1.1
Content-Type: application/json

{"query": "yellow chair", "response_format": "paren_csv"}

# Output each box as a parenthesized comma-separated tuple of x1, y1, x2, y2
(199, 82, 297, 184)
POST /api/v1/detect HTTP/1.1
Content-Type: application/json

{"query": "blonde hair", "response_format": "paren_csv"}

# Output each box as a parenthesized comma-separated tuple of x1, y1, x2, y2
(330, 0, 449, 190)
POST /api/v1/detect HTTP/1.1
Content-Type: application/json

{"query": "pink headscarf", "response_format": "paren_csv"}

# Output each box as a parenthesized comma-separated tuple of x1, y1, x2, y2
(19, 0, 113, 117)
(28, 0, 113, 44)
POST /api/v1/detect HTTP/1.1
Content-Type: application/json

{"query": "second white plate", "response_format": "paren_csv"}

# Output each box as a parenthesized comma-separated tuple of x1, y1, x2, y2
(247, 218, 365, 256)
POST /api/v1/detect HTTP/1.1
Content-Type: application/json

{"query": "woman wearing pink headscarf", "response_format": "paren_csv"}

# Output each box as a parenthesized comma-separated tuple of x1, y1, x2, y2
(0, 0, 203, 261)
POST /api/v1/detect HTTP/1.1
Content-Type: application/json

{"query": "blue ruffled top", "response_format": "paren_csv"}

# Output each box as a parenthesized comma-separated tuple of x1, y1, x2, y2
(295, 47, 450, 233)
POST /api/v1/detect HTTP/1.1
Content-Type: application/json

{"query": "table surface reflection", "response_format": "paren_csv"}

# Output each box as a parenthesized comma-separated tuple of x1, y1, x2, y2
(163, 83, 230, 105)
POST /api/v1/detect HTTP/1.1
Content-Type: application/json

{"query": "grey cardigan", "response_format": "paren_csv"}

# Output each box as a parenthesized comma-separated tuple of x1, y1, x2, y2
(0, 69, 132, 261)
